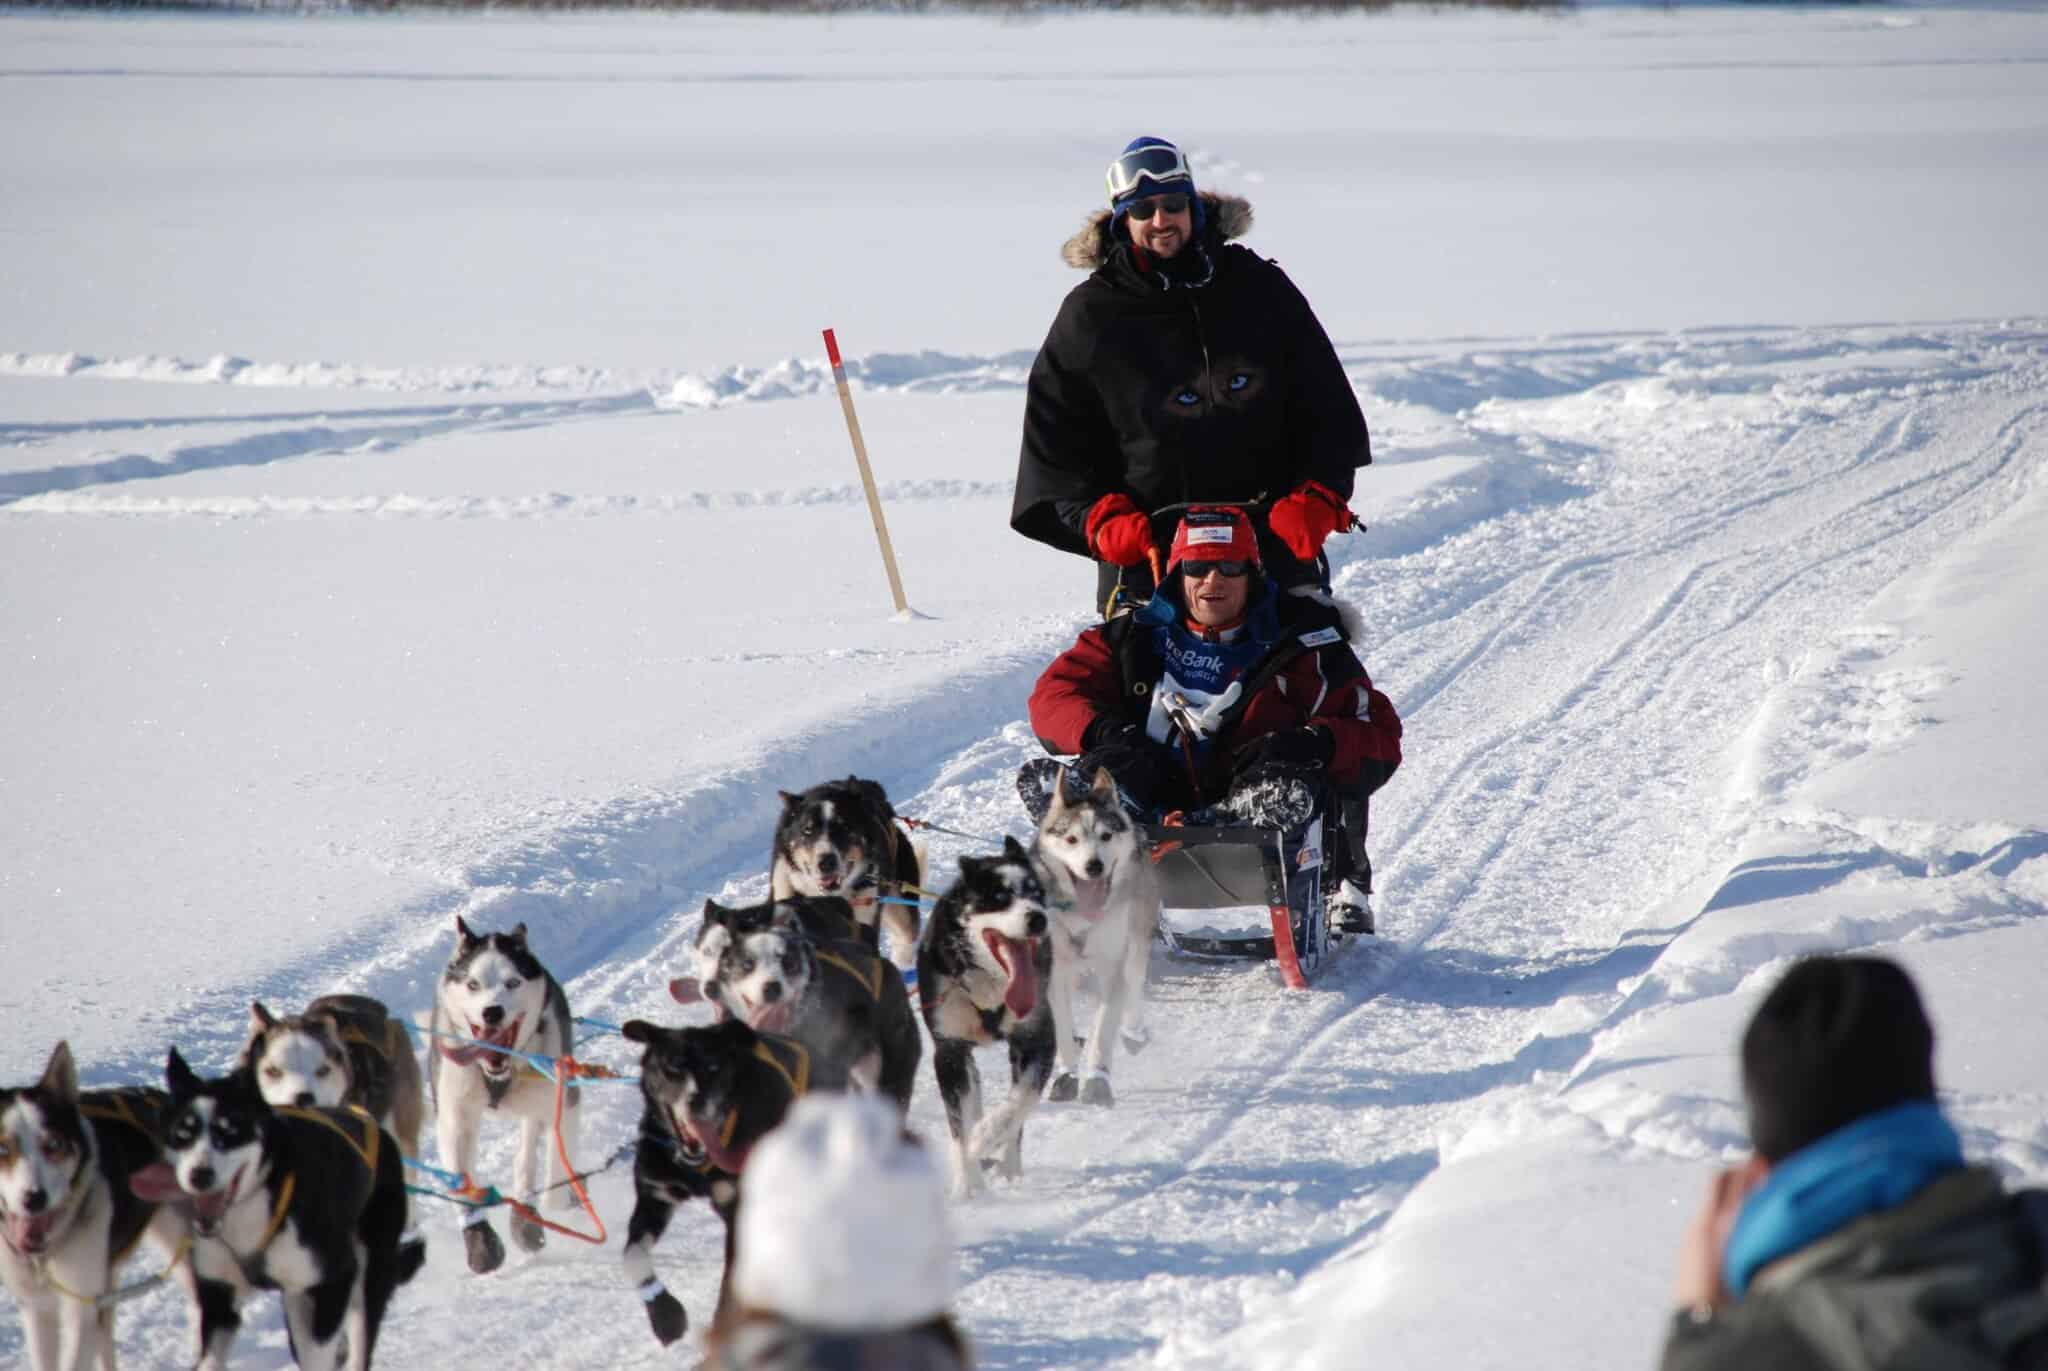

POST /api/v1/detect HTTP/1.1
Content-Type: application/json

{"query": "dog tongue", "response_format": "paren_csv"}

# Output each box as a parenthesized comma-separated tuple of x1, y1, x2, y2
(130, 1162, 181, 1204)
(1069, 876, 1111, 914)
(747, 1002, 792, 1036)
(1001, 936, 1039, 1017)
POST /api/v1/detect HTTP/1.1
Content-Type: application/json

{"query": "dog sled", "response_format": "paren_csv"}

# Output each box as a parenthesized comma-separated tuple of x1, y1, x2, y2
(1146, 806, 1334, 990)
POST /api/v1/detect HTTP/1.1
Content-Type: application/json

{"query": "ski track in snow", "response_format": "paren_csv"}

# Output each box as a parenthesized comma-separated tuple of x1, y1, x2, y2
(11, 319, 2048, 1370)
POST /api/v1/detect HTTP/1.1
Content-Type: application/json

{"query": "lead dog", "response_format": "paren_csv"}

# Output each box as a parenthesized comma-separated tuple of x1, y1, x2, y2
(770, 776, 926, 971)
(1033, 767, 1162, 1108)
(916, 835, 1055, 1198)
(426, 917, 579, 1275)
(693, 897, 922, 1114)
(240, 994, 427, 1275)
(1, 1042, 190, 1371)
(617, 1017, 844, 1347)
(141, 1048, 408, 1371)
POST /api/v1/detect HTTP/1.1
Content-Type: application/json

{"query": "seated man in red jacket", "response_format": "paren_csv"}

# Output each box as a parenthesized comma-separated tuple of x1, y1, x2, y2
(1018, 507, 1402, 932)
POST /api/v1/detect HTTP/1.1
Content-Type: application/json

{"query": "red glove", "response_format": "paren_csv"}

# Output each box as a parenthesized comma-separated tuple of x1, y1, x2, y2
(1266, 481, 1355, 563)
(1085, 493, 1157, 568)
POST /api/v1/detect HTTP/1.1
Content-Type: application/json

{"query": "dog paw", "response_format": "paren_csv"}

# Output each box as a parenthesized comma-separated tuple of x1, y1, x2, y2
(511, 1213, 547, 1253)
(645, 1290, 688, 1345)
(1121, 1024, 1151, 1056)
(396, 1234, 428, 1284)
(463, 1222, 505, 1275)
(1081, 1074, 1115, 1108)
(1046, 1071, 1079, 1102)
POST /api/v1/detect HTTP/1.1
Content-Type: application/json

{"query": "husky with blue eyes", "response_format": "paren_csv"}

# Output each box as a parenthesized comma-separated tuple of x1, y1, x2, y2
(426, 916, 579, 1275)
(916, 835, 1056, 1198)
(0, 1042, 190, 1371)
(145, 1048, 409, 1371)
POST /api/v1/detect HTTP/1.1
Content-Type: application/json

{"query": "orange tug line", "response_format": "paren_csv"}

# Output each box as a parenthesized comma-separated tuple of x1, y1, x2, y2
(453, 1056, 622, 1247)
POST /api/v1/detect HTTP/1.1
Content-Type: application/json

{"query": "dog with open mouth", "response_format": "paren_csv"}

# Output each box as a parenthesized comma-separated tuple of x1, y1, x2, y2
(916, 835, 1057, 1198)
(426, 916, 579, 1275)
(1, 1042, 192, 1371)
(240, 994, 427, 1279)
(770, 776, 927, 973)
(692, 896, 923, 1115)
(616, 1017, 846, 1347)
(1031, 767, 1163, 1108)
(134, 1048, 410, 1371)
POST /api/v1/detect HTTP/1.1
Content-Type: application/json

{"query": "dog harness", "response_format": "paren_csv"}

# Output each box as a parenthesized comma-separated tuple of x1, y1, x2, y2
(814, 947, 888, 1004)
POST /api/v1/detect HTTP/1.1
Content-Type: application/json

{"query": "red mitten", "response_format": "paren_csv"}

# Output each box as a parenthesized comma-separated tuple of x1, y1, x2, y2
(1085, 493, 1157, 568)
(1266, 481, 1355, 563)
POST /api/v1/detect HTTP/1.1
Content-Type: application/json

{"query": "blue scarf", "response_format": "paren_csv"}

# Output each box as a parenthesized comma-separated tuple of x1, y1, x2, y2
(1723, 1100, 1963, 1297)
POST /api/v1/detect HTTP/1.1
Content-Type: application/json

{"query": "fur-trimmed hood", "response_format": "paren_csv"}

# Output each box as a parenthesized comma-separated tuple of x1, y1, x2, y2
(1061, 192, 1255, 270)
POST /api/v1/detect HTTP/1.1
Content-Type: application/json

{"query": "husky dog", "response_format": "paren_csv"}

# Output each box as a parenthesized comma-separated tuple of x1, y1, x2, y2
(617, 1018, 844, 1347)
(695, 897, 922, 1114)
(1, 1042, 190, 1371)
(241, 994, 427, 1274)
(1033, 768, 1163, 1109)
(426, 916, 579, 1275)
(916, 836, 1055, 1198)
(139, 1048, 408, 1371)
(770, 776, 926, 972)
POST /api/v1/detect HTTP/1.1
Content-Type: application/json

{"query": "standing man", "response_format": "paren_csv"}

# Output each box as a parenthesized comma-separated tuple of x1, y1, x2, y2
(1662, 955, 2048, 1369)
(1012, 136, 1372, 617)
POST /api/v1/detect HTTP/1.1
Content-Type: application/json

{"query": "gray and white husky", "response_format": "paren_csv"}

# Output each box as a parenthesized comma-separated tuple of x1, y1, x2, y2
(1031, 768, 1162, 1109)
(240, 994, 427, 1275)
(426, 917, 579, 1275)
(1, 1042, 190, 1371)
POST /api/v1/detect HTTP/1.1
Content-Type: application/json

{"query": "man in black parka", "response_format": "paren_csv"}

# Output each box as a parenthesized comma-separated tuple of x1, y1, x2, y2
(1011, 136, 1371, 617)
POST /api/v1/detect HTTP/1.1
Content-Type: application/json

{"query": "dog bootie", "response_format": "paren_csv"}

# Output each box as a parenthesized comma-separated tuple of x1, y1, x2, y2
(1331, 878, 1374, 935)
(464, 1217, 506, 1274)
(1080, 1070, 1115, 1108)
(511, 1209, 547, 1254)
(1046, 1070, 1080, 1102)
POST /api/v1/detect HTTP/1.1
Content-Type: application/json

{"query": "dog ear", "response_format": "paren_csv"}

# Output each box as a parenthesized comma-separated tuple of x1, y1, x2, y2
(1090, 766, 1118, 800)
(853, 777, 894, 816)
(701, 898, 731, 927)
(778, 790, 801, 811)
(508, 922, 529, 946)
(38, 1041, 79, 1100)
(166, 1047, 201, 1097)
(1002, 834, 1030, 863)
(1047, 767, 1071, 819)
(621, 1019, 658, 1045)
(249, 1001, 279, 1036)
(454, 915, 479, 948)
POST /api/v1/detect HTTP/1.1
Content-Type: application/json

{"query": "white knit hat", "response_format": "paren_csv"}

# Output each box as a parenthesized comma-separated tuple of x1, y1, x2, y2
(733, 1094, 958, 1332)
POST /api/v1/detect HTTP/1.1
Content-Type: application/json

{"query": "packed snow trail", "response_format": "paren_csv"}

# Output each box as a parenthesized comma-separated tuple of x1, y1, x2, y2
(9, 323, 2046, 1370)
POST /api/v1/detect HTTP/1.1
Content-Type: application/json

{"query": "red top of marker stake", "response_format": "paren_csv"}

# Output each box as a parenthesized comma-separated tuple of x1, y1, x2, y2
(822, 328, 843, 369)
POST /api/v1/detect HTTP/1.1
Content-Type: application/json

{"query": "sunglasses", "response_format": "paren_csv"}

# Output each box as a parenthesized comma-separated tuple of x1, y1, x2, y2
(1181, 559, 1250, 579)
(1125, 193, 1190, 222)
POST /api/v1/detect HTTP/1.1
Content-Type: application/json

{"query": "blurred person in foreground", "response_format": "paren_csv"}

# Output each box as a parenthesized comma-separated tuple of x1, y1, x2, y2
(1662, 954, 2048, 1370)
(706, 1093, 970, 1371)
(1011, 135, 1371, 617)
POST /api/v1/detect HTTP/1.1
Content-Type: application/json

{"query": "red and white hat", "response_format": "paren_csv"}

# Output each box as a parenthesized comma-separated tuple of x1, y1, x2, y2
(1166, 506, 1262, 574)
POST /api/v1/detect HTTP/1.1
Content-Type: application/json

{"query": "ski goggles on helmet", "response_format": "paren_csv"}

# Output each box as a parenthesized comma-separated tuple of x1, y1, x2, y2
(1123, 193, 1190, 221)
(1180, 559, 1251, 579)
(1106, 143, 1193, 204)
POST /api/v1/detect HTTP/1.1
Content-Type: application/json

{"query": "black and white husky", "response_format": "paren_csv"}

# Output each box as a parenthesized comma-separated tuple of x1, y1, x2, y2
(770, 776, 926, 971)
(240, 995, 427, 1274)
(616, 1018, 843, 1346)
(694, 897, 922, 1114)
(143, 1048, 409, 1371)
(916, 835, 1055, 1198)
(1032, 767, 1162, 1109)
(426, 917, 579, 1275)
(1, 1042, 190, 1371)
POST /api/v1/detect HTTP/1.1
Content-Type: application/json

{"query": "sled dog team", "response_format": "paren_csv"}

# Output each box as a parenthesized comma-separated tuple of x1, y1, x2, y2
(0, 769, 1154, 1367)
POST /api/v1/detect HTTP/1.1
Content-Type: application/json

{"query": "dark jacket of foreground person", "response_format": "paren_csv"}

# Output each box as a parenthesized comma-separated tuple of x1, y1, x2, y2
(1661, 1164, 2048, 1369)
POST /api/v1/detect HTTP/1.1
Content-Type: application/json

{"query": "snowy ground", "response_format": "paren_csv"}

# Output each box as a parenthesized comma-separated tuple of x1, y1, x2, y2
(4, 8, 2048, 1370)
